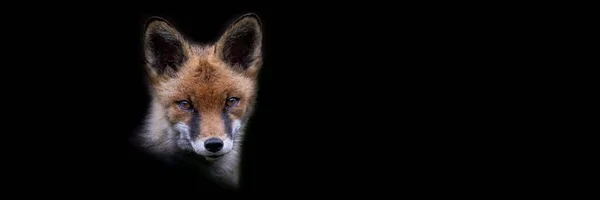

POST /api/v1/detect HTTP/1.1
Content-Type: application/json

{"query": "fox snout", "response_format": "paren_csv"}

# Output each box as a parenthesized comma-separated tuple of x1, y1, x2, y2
(174, 121, 236, 160)
(190, 136, 234, 160)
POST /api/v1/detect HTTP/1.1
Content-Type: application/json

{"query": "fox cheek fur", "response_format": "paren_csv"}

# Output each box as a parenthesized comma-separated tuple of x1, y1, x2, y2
(136, 13, 263, 190)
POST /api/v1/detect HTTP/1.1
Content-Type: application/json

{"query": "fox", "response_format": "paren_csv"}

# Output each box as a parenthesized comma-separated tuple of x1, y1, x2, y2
(134, 13, 264, 190)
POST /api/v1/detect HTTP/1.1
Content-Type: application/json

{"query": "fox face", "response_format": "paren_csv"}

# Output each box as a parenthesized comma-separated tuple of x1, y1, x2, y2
(142, 14, 263, 162)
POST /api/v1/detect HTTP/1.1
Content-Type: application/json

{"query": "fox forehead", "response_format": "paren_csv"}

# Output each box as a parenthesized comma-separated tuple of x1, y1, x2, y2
(154, 46, 256, 110)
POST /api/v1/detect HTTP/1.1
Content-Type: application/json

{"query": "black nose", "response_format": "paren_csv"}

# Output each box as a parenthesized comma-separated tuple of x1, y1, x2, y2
(204, 138, 224, 153)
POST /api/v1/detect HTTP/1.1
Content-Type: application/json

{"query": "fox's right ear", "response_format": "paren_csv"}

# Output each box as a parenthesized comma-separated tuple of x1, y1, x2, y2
(143, 17, 189, 77)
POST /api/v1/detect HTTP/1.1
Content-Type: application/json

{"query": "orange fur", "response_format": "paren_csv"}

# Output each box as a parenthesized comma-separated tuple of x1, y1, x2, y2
(137, 13, 264, 190)
(144, 15, 261, 140)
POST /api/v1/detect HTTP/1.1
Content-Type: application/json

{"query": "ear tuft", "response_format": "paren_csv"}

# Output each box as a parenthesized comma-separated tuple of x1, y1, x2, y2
(215, 13, 263, 71)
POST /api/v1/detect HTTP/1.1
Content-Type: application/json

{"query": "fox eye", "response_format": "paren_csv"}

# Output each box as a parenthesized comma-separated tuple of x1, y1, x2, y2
(226, 97, 239, 107)
(177, 100, 193, 111)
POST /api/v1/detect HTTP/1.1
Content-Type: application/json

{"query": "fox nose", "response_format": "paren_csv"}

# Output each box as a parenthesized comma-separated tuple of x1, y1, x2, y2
(204, 138, 224, 153)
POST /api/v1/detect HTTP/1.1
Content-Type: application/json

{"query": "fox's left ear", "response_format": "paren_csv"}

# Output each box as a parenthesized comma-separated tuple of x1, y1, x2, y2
(215, 13, 263, 74)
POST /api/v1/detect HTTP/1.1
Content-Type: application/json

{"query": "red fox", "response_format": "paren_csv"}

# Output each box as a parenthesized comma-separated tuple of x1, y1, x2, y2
(136, 13, 263, 190)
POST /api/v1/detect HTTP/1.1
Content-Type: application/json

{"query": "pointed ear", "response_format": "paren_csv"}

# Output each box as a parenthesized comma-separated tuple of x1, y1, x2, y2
(143, 17, 189, 77)
(215, 13, 263, 73)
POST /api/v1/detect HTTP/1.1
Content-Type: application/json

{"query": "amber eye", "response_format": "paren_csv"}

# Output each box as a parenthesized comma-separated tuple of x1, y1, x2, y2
(177, 100, 193, 111)
(226, 97, 239, 107)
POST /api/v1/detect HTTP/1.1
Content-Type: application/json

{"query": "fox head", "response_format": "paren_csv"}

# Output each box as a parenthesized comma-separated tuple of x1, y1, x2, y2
(142, 14, 263, 162)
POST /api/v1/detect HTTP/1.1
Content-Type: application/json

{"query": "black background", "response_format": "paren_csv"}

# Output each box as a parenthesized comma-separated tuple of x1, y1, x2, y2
(2, 3, 514, 196)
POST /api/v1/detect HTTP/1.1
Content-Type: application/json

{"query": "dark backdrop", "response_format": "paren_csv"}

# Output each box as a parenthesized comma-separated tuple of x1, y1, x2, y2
(3, 3, 506, 197)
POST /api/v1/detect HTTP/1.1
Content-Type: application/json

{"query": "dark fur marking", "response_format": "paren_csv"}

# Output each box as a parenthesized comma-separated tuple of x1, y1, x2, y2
(221, 111, 233, 138)
(189, 111, 200, 139)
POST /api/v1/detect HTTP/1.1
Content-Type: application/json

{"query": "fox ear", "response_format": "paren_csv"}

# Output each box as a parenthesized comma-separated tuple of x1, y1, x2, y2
(215, 13, 263, 73)
(143, 17, 189, 77)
